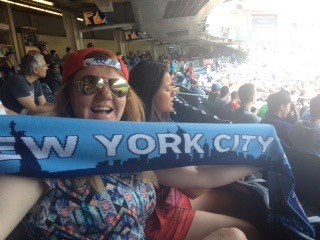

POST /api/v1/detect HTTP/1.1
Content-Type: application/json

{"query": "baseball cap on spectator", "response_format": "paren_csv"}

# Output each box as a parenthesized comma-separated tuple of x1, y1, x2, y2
(62, 48, 129, 85)
(87, 42, 94, 48)
(211, 82, 223, 92)
(50, 49, 57, 55)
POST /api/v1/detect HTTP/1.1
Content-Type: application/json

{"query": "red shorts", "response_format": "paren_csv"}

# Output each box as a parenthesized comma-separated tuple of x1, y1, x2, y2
(145, 189, 195, 240)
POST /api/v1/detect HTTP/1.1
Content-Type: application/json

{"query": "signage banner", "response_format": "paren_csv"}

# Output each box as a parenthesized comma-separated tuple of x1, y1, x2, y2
(252, 14, 277, 28)
(0, 115, 286, 177)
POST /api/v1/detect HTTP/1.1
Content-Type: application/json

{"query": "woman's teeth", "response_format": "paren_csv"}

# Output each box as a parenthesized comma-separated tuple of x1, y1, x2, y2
(91, 107, 113, 113)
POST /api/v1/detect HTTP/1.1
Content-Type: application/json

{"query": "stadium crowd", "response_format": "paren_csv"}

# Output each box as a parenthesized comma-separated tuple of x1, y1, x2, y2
(0, 44, 319, 240)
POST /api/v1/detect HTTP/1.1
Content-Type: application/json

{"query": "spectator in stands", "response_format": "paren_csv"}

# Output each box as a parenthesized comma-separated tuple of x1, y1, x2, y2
(260, 91, 292, 143)
(228, 90, 240, 110)
(0, 72, 3, 88)
(170, 58, 178, 73)
(257, 103, 268, 120)
(116, 51, 126, 64)
(2, 51, 20, 79)
(207, 82, 223, 103)
(280, 89, 300, 124)
(0, 51, 53, 115)
(116, 51, 123, 59)
(1, 49, 260, 240)
(0, 47, 156, 239)
(38, 41, 51, 64)
(131, 54, 140, 66)
(232, 83, 261, 123)
(206, 64, 214, 79)
(130, 60, 260, 240)
(189, 80, 206, 111)
(210, 85, 230, 119)
(45, 61, 62, 94)
(62, 47, 72, 61)
(289, 94, 320, 156)
(87, 42, 94, 48)
(299, 106, 309, 119)
(215, 86, 230, 106)
(130, 61, 175, 122)
(300, 107, 311, 121)
(185, 62, 197, 83)
(50, 49, 60, 60)
(205, 82, 223, 115)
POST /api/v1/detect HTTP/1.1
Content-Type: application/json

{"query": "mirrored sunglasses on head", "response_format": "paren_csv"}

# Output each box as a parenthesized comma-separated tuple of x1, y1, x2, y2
(77, 75, 129, 97)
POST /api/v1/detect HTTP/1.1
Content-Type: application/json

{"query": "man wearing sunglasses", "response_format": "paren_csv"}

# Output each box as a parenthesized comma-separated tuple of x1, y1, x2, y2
(0, 52, 54, 115)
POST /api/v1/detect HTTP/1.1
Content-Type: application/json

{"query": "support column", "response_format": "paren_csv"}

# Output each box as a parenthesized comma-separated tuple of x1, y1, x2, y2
(62, 11, 81, 50)
(164, 44, 169, 57)
(124, 42, 129, 58)
(113, 29, 126, 55)
(4, 3, 20, 60)
(180, 44, 185, 56)
(151, 40, 157, 61)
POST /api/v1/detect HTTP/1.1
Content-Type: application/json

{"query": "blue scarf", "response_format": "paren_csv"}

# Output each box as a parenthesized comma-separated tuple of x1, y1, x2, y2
(0, 115, 315, 238)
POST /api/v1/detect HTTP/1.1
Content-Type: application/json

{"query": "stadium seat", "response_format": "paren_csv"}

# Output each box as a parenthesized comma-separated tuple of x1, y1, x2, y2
(41, 83, 55, 103)
(282, 142, 320, 214)
(171, 96, 231, 124)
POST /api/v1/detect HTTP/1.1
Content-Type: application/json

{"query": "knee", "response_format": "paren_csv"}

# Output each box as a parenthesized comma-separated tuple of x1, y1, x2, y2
(215, 227, 247, 240)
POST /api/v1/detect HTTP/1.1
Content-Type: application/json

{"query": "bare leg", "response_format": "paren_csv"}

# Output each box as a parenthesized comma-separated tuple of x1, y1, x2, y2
(202, 228, 247, 240)
(191, 189, 244, 217)
(190, 189, 262, 240)
(185, 210, 260, 240)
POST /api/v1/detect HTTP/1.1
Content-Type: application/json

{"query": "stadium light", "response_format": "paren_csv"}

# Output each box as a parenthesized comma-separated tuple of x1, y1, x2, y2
(0, 0, 83, 21)
(0, 0, 62, 16)
(32, 0, 54, 6)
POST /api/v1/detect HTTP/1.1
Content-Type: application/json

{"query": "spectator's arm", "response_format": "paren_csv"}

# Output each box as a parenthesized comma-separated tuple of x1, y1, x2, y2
(155, 165, 260, 190)
(5, 59, 19, 70)
(179, 188, 209, 199)
(0, 103, 17, 115)
(17, 96, 53, 115)
(0, 174, 46, 239)
(5, 59, 14, 68)
(37, 95, 48, 105)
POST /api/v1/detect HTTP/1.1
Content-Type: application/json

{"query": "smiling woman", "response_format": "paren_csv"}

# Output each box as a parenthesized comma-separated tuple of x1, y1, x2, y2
(0, 48, 156, 240)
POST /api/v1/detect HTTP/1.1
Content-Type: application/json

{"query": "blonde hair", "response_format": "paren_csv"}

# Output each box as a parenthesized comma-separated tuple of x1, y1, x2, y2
(54, 50, 157, 193)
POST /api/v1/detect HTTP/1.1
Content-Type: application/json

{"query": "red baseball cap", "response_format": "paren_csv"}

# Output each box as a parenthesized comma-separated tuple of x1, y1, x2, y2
(62, 48, 129, 85)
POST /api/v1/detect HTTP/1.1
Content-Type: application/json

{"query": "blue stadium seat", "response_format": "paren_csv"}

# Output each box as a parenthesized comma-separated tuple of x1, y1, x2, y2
(282, 142, 320, 214)
(41, 83, 55, 103)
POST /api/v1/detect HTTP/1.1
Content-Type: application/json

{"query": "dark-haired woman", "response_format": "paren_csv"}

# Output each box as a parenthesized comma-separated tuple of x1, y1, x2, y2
(130, 60, 261, 240)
